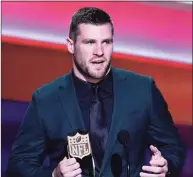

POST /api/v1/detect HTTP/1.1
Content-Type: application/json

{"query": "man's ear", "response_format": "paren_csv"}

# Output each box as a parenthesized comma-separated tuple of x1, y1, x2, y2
(66, 37, 74, 54)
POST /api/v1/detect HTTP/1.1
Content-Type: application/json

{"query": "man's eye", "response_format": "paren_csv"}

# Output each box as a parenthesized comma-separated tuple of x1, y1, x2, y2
(103, 40, 112, 44)
(84, 41, 94, 44)
(87, 41, 94, 44)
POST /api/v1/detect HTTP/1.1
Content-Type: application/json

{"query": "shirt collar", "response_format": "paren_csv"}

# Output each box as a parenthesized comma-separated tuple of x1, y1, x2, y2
(72, 69, 113, 98)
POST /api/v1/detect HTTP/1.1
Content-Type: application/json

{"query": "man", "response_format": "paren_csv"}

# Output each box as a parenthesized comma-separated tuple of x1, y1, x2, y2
(7, 7, 185, 177)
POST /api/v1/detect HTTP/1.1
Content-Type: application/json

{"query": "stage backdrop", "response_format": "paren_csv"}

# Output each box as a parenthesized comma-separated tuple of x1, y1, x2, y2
(1, 37, 192, 126)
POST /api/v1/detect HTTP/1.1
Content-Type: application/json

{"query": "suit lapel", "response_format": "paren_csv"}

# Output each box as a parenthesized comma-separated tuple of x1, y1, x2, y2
(57, 72, 86, 133)
(100, 67, 128, 174)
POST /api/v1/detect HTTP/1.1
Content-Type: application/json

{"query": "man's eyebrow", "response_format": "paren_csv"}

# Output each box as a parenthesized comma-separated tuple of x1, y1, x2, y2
(82, 38, 113, 43)
(102, 38, 113, 42)
(82, 39, 96, 42)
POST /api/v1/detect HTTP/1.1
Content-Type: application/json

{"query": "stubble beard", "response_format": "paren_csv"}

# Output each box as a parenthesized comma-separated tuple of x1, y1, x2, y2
(73, 56, 111, 80)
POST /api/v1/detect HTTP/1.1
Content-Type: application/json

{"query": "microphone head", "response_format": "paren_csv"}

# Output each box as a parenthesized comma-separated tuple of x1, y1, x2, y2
(118, 130, 130, 148)
(111, 153, 122, 177)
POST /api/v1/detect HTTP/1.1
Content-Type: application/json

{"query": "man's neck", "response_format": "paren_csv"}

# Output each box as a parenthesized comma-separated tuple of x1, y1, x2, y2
(72, 66, 111, 84)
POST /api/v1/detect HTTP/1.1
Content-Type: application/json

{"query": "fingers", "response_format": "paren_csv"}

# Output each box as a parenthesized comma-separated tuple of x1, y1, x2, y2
(142, 165, 164, 174)
(140, 172, 165, 177)
(140, 146, 168, 177)
(140, 154, 168, 177)
(150, 145, 161, 157)
(61, 161, 80, 173)
(57, 157, 82, 177)
(150, 158, 167, 167)
(63, 158, 77, 166)
(65, 168, 82, 177)
(76, 175, 82, 177)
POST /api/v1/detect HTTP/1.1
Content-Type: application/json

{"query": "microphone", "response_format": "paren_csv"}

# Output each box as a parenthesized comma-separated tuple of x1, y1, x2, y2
(118, 130, 130, 177)
(111, 153, 122, 177)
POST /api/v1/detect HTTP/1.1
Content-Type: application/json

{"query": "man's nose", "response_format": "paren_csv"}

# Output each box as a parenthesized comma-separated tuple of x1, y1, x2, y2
(93, 44, 104, 57)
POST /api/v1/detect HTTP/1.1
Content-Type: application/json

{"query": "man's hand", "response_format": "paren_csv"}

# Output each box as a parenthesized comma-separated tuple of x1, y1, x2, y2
(52, 157, 82, 177)
(140, 145, 168, 177)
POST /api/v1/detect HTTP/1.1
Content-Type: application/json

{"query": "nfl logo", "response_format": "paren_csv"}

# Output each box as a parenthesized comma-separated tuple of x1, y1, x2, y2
(67, 132, 91, 159)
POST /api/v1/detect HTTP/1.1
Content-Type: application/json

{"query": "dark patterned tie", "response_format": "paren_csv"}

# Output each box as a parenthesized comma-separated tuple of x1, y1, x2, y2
(90, 85, 108, 168)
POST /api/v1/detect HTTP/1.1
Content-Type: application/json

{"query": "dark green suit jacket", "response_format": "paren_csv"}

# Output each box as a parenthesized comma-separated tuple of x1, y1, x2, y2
(7, 67, 185, 177)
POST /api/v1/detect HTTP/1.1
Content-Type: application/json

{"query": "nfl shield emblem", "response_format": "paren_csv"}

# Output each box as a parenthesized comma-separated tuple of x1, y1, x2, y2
(67, 132, 91, 159)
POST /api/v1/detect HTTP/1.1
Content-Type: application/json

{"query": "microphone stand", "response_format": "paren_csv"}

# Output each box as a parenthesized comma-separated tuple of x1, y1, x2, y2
(124, 145, 130, 177)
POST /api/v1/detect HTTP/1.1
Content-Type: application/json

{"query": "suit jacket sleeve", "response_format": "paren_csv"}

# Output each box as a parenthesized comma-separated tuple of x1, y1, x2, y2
(147, 78, 186, 177)
(6, 91, 54, 177)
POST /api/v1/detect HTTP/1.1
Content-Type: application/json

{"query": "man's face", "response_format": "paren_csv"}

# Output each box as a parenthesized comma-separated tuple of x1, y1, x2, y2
(73, 23, 113, 80)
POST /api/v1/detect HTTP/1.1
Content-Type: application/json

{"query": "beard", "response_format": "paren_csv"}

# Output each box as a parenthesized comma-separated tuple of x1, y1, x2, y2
(73, 55, 111, 80)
